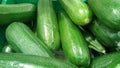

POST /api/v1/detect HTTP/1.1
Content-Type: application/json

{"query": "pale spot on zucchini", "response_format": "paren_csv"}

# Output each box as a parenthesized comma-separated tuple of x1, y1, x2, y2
(84, 18, 90, 24)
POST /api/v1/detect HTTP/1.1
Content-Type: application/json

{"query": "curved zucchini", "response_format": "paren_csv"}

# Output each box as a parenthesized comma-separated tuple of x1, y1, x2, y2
(90, 52, 120, 68)
(58, 11, 90, 66)
(0, 53, 78, 68)
(88, 0, 120, 30)
(0, 3, 36, 25)
(59, 0, 92, 26)
(37, 0, 60, 50)
(6, 22, 54, 57)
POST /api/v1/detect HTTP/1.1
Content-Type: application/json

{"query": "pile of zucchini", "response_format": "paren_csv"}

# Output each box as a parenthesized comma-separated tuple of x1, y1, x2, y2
(0, 0, 120, 68)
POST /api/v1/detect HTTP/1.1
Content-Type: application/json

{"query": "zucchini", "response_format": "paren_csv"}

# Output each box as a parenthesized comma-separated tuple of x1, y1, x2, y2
(58, 11, 90, 66)
(90, 52, 120, 68)
(0, 3, 36, 25)
(1, 0, 16, 4)
(88, 20, 120, 48)
(37, 0, 60, 50)
(59, 0, 92, 26)
(82, 30, 106, 54)
(88, 0, 120, 30)
(6, 22, 54, 57)
(0, 53, 78, 68)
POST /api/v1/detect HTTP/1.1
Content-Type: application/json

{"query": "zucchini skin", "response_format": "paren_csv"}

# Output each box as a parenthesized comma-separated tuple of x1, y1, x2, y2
(0, 3, 36, 25)
(88, 0, 120, 30)
(90, 52, 120, 68)
(58, 11, 90, 66)
(16, 0, 38, 5)
(1, 0, 16, 4)
(59, 0, 92, 26)
(6, 22, 54, 57)
(0, 53, 78, 68)
(37, 0, 60, 50)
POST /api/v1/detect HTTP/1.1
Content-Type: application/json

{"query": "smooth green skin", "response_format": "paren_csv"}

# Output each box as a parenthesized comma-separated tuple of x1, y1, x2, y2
(89, 20, 120, 48)
(1, 0, 16, 4)
(6, 22, 54, 58)
(15, 0, 38, 5)
(0, 3, 36, 25)
(88, 0, 120, 31)
(90, 52, 120, 68)
(59, 0, 92, 26)
(37, 0, 60, 50)
(0, 53, 78, 68)
(59, 11, 90, 66)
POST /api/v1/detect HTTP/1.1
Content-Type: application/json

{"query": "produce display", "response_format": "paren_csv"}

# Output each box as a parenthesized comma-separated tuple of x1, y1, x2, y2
(0, 0, 120, 68)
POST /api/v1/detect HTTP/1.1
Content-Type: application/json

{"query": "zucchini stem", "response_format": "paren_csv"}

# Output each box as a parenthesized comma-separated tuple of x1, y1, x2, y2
(88, 39, 106, 54)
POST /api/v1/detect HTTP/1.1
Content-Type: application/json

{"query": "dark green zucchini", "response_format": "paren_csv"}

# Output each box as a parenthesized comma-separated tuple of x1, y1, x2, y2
(90, 52, 120, 68)
(6, 22, 54, 57)
(59, 0, 92, 26)
(88, 0, 120, 30)
(89, 20, 115, 47)
(1, 0, 16, 4)
(58, 11, 90, 67)
(0, 3, 36, 25)
(16, 0, 38, 6)
(37, 0, 60, 50)
(88, 20, 120, 49)
(0, 53, 78, 68)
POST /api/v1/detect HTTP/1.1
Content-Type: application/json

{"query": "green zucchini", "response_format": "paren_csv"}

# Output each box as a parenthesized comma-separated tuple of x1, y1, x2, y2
(0, 53, 78, 68)
(37, 0, 60, 50)
(0, 3, 36, 25)
(90, 52, 120, 68)
(58, 11, 90, 66)
(88, 0, 120, 30)
(59, 0, 92, 26)
(6, 22, 54, 57)
(1, 0, 16, 4)
(82, 30, 106, 54)
(88, 20, 120, 48)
